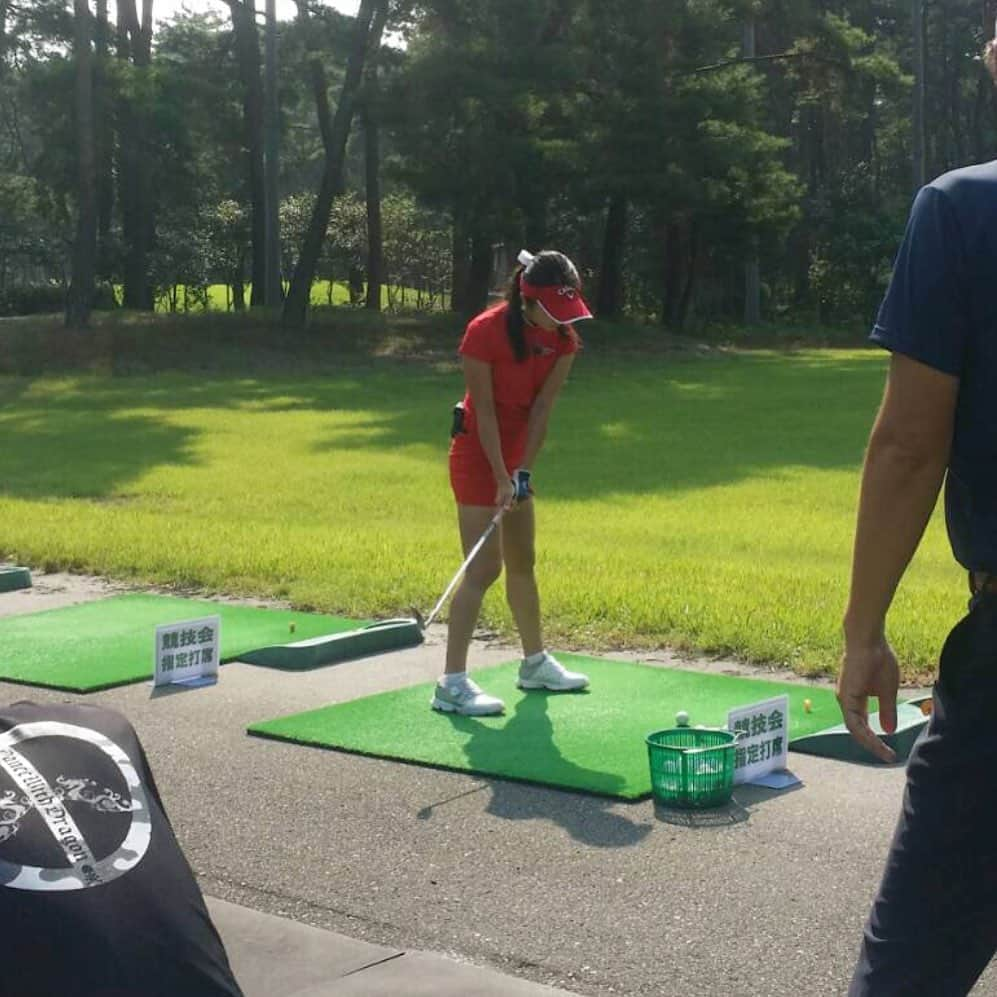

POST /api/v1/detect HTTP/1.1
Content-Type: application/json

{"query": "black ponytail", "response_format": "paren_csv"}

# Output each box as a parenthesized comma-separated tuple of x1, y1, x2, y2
(504, 265, 529, 362)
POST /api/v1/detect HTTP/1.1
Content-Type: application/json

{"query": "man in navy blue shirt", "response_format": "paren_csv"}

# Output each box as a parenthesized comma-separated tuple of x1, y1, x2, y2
(839, 30, 997, 997)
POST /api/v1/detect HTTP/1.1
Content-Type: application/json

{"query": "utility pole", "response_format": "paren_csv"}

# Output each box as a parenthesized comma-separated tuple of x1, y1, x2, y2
(912, 0, 926, 190)
(67, 0, 97, 328)
(743, 12, 761, 325)
(263, 0, 282, 307)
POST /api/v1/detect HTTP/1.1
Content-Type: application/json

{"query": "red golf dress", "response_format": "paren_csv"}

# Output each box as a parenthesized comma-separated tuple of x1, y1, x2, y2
(449, 302, 578, 506)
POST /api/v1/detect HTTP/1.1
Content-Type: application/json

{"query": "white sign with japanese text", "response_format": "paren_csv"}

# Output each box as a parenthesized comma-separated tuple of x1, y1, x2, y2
(154, 616, 220, 688)
(727, 695, 789, 785)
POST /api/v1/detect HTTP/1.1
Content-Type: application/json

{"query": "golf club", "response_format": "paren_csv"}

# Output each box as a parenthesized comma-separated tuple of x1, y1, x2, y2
(414, 505, 506, 630)
(278, 507, 508, 666)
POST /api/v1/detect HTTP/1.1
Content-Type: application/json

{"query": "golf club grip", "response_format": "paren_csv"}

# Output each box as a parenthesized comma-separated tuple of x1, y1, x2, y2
(424, 509, 504, 628)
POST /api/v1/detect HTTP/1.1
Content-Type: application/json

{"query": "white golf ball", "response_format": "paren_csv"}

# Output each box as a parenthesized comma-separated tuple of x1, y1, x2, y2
(675, 710, 689, 727)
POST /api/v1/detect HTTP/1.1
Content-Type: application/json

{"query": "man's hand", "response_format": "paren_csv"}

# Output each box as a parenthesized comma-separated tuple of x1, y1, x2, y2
(837, 637, 900, 763)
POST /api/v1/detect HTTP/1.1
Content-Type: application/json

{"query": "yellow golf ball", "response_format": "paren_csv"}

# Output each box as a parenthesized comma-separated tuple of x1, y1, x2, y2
(803, 698, 813, 714)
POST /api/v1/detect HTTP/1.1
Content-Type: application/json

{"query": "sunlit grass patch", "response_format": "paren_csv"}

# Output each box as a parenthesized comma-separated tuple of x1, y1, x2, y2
(0, 349, 961, 680)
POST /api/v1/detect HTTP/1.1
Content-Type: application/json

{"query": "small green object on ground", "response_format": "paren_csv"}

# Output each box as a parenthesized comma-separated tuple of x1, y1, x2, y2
(248, 655, 850, 800)
(0, 594, 366, 692)
(646, 727, 737, 809)
(0, 567, 31, 593)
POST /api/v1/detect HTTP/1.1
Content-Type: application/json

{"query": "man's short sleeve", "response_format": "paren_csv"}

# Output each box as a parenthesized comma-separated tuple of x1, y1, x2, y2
(871, 184, 970, 377)
(458, 313, 501, 363)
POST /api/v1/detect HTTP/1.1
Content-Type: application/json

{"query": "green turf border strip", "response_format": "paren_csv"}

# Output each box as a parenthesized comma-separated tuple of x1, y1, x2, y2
(0, 567, 32, 593)
(239, 619, 424, 670)
(789, 702, 928, 764)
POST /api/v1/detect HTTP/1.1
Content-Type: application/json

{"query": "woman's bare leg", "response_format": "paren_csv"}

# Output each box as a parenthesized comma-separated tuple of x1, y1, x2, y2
(501, 500, 543, 658)
(444, 504, 503, 674)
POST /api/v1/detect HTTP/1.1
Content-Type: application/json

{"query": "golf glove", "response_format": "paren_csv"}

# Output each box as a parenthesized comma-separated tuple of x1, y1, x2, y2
(512, 468, 533, 502)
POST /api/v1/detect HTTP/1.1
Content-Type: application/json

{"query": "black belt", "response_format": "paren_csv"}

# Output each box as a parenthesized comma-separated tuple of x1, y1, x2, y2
(969, 572, 997, 609)
(970, 572, 997, 595)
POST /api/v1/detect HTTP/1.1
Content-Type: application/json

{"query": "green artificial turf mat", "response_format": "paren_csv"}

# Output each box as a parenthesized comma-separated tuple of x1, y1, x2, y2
(0, 593, 365, 692)
(248, 655, 854, 799)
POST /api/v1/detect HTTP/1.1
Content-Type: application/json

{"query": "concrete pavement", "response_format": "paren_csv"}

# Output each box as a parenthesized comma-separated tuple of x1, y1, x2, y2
(2, 574, 995, 996)
(208, 898, 577, 995)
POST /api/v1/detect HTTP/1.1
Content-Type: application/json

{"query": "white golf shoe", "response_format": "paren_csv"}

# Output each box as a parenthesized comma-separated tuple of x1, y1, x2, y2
(431, 674, 505, 716)
(517, 652, 589, 692)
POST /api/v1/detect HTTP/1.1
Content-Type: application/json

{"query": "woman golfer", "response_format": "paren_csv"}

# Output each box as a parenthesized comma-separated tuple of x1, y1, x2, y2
(432, 249, 593, 716)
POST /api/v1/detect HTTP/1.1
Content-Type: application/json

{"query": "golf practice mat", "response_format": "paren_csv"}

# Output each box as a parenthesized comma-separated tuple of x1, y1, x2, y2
(0, 594, 392, 692)
(248, 655, 903, 800)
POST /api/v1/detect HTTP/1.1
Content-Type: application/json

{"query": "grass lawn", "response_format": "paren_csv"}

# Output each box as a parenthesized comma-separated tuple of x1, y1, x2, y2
(0, 344, 963, 680)
(151, 281, 448, 313)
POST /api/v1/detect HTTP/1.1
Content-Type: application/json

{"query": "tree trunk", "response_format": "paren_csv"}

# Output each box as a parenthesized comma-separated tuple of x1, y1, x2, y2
(596, 193, 627, 318)
(912, 0, 927, 189)
(973, 74, 988, 164)
(232, 270, 246, 311)
(866, 89, 879, 191)
(677, 223, 699, 331)
(741, 13, 760, 326)
(660, 218, 692, 329)
(855, 2, 878, 175)
(451, 205, 470, 314)
(228, 0, 267, 308)
(660, 221, 678, 327)
(94, 0, 113, 284)
(363, 71, 383, 312)
(117, 0, 155, 310)
(467, 231, 492, 316)
(449, 208, 492, 317)
(263, 0, 282, 307)
(744, 240, 761, 325)
(807, 104, 824, 198)
(522, 193, 548, 251)
(947, 2, 965, 167)
(282, 0, 385, 328)
(67, 0, 97, 328)
(939, 3, 949, 172)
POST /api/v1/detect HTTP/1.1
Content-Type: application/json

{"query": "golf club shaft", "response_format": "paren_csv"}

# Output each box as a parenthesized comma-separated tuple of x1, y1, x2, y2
(424, 508, 505, 628)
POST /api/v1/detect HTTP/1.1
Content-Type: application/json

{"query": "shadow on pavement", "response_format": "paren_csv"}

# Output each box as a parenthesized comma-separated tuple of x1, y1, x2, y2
(652, 777, 805, 829)
(423, 693, 654, 849)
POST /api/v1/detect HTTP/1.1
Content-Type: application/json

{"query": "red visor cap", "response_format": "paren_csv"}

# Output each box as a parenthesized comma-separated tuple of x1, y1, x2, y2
(520, 277, 593, 324)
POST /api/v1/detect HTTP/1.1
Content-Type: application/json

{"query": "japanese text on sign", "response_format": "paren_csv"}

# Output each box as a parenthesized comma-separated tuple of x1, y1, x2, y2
(727, 695, 789, 785)
(154, 616, 220, 688)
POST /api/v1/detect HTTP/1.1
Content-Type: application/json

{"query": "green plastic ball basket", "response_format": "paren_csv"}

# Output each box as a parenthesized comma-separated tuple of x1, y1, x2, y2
(646, 727, 737, 809)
